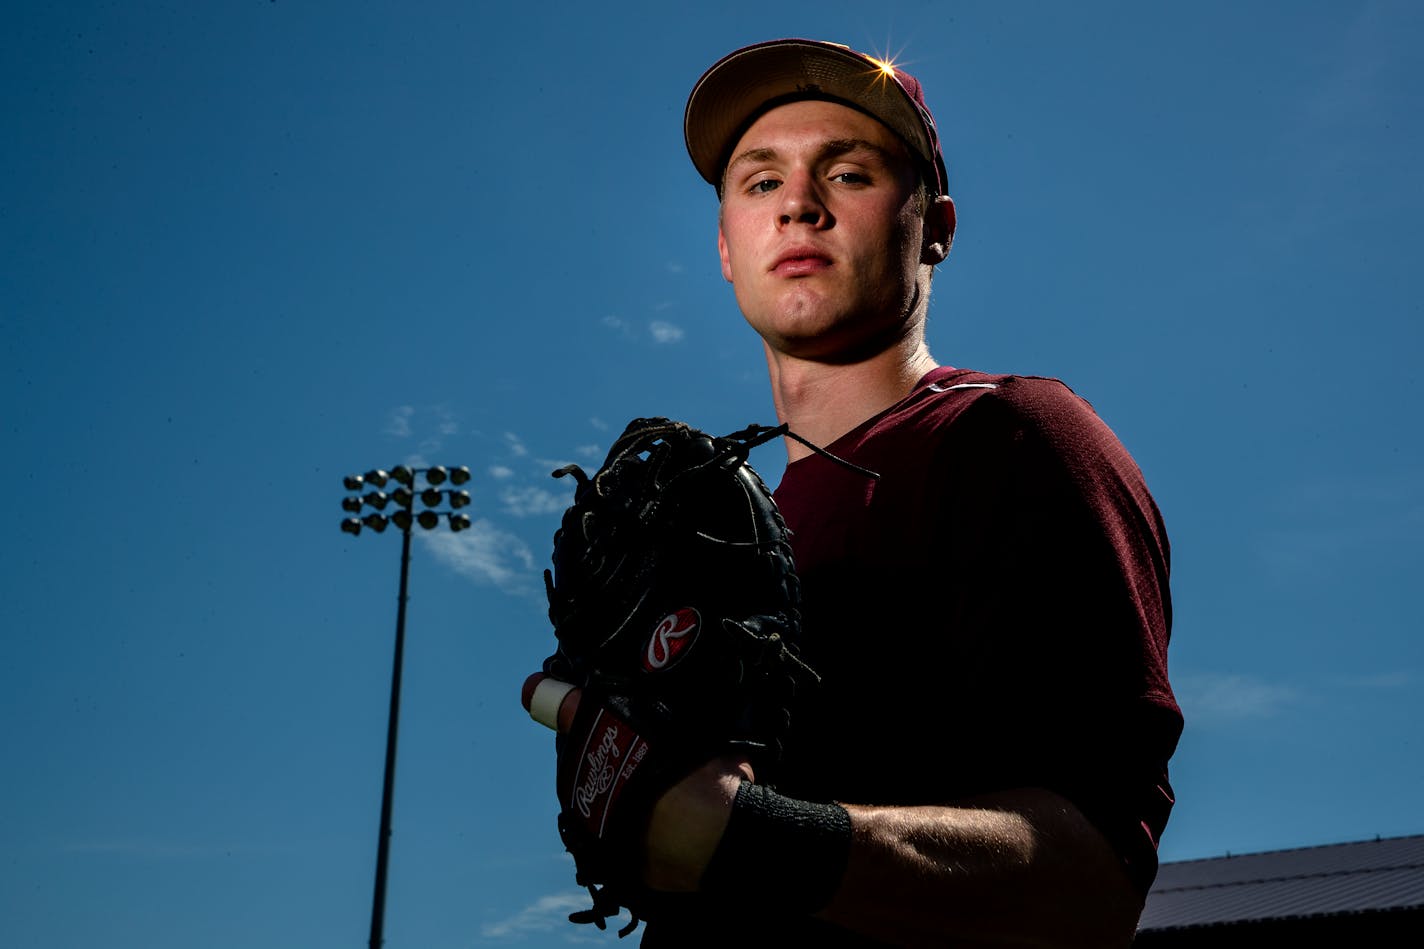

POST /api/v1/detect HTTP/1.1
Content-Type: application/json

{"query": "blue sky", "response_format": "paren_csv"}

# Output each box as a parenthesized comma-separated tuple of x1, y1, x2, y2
(3, 1, 1421, 946)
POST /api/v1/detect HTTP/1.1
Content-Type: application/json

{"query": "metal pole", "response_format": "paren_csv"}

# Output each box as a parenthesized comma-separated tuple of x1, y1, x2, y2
(369, 526, 412, 948)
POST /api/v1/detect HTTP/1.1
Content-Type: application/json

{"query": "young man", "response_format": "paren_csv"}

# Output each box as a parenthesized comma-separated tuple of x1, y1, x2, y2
(540, 39, 1181, 947)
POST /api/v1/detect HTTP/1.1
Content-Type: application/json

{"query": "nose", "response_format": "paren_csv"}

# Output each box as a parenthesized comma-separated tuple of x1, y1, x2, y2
(777, 171, 829, 229)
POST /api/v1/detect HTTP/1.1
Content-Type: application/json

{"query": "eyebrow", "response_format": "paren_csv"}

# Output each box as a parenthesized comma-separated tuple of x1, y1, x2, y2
(723, 138, 902, 182)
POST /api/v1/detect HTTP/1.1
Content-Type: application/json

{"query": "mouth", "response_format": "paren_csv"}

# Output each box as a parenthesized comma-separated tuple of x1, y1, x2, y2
(772, 248, 833, 277)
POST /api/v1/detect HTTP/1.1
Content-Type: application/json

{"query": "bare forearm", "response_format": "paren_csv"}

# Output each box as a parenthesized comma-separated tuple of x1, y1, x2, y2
(640, 756, 1143, 945)
(820, 789, 1141, 949)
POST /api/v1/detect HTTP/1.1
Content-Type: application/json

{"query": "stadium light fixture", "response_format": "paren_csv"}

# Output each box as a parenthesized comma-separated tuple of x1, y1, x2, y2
(339, 463, 475, 949)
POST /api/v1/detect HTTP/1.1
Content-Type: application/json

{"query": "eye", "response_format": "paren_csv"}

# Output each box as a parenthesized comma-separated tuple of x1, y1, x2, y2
(748, 178, 781, 194)
(831, 170, 870, 185)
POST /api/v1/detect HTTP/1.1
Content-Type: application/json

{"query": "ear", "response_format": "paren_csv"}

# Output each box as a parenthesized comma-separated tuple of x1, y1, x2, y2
(718, 222, 734, 283)
(921, 194, 956, 265)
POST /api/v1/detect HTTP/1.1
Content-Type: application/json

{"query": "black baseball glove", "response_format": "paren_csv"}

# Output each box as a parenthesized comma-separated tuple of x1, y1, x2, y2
(539, 417, 817, 936)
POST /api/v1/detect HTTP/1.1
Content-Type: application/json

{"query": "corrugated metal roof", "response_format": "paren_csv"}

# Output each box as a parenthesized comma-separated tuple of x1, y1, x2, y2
(1139, 834, 1424, 931)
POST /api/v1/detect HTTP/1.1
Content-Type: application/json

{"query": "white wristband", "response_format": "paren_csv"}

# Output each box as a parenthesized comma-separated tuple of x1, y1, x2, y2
(528, 677, 576, 731)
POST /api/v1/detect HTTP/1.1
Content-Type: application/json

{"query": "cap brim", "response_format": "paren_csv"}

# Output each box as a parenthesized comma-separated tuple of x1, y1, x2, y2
(684, 39, 935, 190)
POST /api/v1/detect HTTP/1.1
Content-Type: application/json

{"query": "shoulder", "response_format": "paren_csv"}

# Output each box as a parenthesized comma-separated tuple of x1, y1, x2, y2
(914, 371, 1155, 509)
(788, 368, 1140, 494)
(906, 369, 1112, 448)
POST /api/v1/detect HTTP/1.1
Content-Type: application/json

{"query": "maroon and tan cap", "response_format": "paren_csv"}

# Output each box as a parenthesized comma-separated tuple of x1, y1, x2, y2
(684, 38, 949, 196)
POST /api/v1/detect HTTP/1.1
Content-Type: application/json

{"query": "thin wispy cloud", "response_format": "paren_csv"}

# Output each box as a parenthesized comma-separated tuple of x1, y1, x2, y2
(480, 891, 629, 941)
(535, 457, 578, 474)
(1263, 2, 1417, 242)
(488, 465, 515, 480)
(1305, 4, 1410, 157)
(1257, 472, 1423, 581)
(575, 444, 602, 459)
(1338, 670, 1416, 690)
(500, 485, 570, 519)
(384, 405, 414, 438)
(381, 405, 459, 456)
(60, 838, 283, 858)
(1270, 471, 1422, 517)
(419, 520, 535, 593)
(603, 314, 687, 345)
(1174, 672, 1297, 726)
(504, 432, 529, 457)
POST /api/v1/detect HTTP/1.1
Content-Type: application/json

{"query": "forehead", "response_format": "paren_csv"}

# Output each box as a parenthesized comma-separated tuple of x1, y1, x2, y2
(727, 98, 914, 166)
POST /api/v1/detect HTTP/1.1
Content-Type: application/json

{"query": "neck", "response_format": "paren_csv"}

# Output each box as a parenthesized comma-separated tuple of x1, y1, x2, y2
(764, 335, 938, 462)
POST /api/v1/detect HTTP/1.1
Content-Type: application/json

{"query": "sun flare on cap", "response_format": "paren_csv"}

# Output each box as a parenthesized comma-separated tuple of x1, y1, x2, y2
(684, 38, 949, 196)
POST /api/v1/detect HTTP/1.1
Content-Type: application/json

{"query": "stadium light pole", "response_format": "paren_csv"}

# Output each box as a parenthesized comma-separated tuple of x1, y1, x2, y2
(340, 464, 473, 949)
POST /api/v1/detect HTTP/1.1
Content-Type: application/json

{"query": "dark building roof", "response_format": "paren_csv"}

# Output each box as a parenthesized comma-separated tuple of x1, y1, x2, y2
(1139, 833, 1424, 932)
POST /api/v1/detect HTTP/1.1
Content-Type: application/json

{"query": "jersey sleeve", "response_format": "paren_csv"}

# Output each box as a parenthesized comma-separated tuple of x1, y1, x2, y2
(931, 376, 1181, 895)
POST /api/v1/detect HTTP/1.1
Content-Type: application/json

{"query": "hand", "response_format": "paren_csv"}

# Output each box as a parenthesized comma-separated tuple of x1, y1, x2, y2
(520, 672, 579, 732)
(520, 671, 754, 893)
(642, 755, 755, 891)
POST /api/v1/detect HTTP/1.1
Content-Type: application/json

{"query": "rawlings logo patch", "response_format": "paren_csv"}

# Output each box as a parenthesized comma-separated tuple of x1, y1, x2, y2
(573, 717, 621, 820)
(642, 607, 700, 672)
(571, 708, 647, 838)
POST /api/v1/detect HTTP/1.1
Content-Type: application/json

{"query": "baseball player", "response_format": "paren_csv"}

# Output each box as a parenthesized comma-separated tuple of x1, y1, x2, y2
(527, 39, 1181, 948)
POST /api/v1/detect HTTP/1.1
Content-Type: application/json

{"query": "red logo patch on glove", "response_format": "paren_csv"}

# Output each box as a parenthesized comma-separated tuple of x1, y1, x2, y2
(642, 607, 700, 673)
(571, 708, 651, 839)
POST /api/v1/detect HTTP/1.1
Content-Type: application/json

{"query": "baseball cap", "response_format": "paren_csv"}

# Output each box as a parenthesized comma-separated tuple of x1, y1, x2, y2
(684, 38, 949, 196)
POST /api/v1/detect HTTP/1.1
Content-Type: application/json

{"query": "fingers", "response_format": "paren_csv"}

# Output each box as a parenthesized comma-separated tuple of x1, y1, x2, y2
(521, 672, 581, 732)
